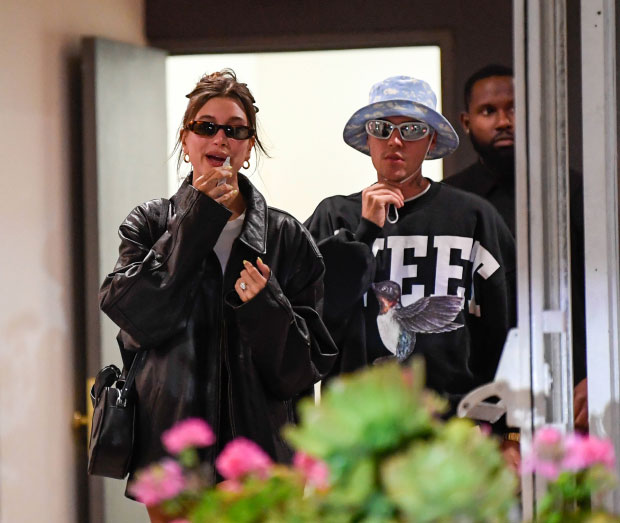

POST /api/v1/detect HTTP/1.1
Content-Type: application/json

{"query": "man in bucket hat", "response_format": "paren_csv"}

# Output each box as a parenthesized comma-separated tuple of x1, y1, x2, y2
(304, 76, 516, 412)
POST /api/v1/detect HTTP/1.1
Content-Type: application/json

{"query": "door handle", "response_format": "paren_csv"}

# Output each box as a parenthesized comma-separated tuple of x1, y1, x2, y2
(72, 411, 88, 428)
(72, 377, 95, 447)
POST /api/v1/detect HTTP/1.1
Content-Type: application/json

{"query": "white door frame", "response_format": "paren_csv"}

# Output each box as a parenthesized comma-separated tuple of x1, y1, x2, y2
(581, 0, 620, 513)
(514, 0, 575, 517)
(514, 0, 620, 516)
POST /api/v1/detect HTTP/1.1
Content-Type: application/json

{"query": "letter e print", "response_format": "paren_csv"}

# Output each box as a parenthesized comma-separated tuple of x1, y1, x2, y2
(468, 241, 500, 317)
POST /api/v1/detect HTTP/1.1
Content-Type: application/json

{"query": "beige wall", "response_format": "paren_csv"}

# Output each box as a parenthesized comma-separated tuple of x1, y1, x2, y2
(0, 2, 145, 522)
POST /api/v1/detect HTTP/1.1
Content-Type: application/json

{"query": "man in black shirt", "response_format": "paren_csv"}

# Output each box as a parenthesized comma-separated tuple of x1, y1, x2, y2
(444, 65, 588, 432)
(445, 65, 516, 234)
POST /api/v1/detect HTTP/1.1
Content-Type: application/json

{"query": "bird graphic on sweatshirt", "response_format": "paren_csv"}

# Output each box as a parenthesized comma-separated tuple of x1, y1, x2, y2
(371, 281, 465, 361)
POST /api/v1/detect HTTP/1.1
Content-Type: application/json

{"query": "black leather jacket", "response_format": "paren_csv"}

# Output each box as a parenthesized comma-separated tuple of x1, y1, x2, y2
(99, 174, 338, 476)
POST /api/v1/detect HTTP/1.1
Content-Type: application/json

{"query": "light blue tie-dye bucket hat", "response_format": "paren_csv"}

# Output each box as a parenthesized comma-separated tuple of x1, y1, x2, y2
(343, 76, 459, 159)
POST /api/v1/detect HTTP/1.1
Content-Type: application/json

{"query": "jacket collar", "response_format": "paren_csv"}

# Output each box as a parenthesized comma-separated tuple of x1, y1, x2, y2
(236, 173, 268, 254)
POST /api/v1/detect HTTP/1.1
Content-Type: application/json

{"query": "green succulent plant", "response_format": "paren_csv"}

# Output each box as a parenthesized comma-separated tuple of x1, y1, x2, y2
(286, 358, 517, 522)
(381, 419, 517, 522)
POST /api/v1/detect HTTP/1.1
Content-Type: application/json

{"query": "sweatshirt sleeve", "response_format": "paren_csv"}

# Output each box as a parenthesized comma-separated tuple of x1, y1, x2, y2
(304, 198, 380, 322)
(99, 182, 231, 347)
(302, 197, 383, 375)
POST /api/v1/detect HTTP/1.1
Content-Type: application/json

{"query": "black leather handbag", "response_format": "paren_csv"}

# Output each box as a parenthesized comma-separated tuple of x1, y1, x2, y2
(87, 350, 147, 478)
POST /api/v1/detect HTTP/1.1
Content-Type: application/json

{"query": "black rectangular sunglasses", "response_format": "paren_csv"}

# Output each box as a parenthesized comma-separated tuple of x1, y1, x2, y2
(186, 120, 255, 140)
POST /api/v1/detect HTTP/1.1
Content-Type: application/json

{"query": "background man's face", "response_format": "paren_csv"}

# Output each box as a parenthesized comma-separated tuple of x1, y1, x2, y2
(461, 75, 515, 168)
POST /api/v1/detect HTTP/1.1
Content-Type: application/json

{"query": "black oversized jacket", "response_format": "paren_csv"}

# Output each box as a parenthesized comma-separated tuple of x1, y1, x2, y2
(99, 174, 338, 477)
(304, 180, 516, 407)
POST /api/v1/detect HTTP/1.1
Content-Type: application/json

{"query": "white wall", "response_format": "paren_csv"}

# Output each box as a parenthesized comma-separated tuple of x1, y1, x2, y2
(0, 2, 145, 522)
(167, 47, 442, 221)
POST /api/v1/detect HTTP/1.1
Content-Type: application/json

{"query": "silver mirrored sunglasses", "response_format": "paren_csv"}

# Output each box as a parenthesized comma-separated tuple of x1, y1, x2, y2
(365, 119, 431, 141)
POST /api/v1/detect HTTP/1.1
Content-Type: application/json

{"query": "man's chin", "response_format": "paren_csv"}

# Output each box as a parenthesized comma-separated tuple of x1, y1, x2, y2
(380, 170, 410, 184)
(485, 147, 515, 176)
(493, 144, 514, 155)
(485, 144, 514, 164)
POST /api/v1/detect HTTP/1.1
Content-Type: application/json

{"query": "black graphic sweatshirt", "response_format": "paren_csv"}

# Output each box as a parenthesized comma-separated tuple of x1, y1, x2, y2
(304, 180, 516, 403)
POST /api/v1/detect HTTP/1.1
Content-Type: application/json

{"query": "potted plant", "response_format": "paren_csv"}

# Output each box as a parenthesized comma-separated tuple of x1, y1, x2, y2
(129, 359, 519, 522)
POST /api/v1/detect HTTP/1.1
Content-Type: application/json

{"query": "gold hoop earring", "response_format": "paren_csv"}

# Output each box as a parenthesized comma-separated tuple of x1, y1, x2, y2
(243, 160, 251, 170)
(183, 153, 190, 163)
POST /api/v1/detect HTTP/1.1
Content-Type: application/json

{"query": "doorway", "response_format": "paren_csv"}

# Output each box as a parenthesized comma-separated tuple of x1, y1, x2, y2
(85, 40, 446, 523)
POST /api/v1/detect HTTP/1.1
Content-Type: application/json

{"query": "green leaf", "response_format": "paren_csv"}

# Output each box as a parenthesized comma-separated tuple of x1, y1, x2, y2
(322, 457, 375, 510)
(179, 448, 199, 468)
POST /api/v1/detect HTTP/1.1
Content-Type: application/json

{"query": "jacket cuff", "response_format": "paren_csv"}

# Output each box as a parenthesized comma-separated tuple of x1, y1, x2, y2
(174, 180, 232, 223)
(226, 275, 293, 324)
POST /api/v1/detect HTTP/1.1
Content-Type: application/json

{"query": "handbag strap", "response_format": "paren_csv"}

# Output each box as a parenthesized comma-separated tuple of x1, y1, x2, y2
(117, 350, 147, 407)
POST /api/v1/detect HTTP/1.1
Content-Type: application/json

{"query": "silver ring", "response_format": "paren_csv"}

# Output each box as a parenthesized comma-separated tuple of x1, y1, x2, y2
(240, 282, 247, 291)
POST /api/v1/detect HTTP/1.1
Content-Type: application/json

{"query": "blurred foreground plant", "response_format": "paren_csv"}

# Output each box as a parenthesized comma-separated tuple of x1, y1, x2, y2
(130, 359, 517, 522)
(523, 427, 619, 523)
(286, 359, 517, 522)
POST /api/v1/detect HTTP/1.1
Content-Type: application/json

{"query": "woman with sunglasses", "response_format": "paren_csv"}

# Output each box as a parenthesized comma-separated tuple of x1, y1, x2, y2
(304, 76, 515, 415)
(99, 70, 337, 521)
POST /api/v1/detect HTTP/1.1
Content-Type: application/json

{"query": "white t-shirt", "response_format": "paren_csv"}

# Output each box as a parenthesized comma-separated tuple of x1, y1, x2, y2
(213, 212, 245, 272)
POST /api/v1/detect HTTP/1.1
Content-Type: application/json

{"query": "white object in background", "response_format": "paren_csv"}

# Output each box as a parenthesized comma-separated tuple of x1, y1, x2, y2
(457, 328, 534, 429)
(314, 381, 321, 405)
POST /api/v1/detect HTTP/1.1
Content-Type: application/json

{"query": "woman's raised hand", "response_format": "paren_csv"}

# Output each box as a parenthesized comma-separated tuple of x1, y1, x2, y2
(193, 165, 238, 206)
(235, 258, 270, 302)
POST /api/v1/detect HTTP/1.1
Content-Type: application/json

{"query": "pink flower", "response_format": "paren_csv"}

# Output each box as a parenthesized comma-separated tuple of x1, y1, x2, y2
(522, 458, 561, 480)
(215, 437, 273, 481)
(521, 427, 566, 480)
(479, 423, 492, 436)
(533, 427, 565, 462)
(170, 520, 190, 523)
(563, 433, 616, 471)
(128, 459, 185, 506)
(293, 451, 330, 490)
(522, 427, 617, 480)
(162, 418, 215, 455)
(535, 426, 563, 446)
